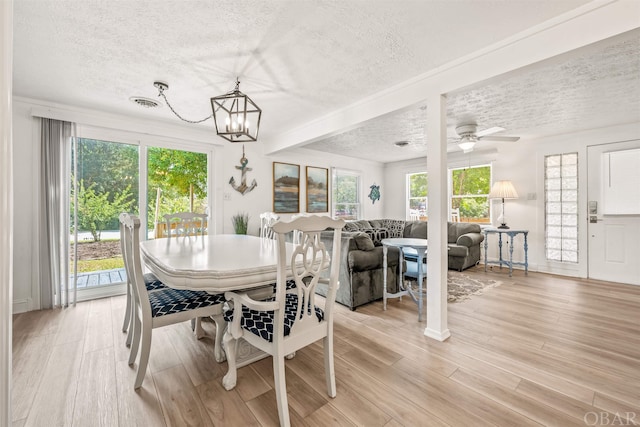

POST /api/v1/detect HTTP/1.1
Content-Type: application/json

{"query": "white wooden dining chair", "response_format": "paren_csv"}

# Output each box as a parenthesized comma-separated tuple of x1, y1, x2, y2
(450, 208, 460, 222)
(259, 211, 279, 239)
(119, 213, 166, 347)
(291, 212, 310, 244)
(121, 213, 227, 389)
(163, 212, 209, 334)
(222, 215, 345, 427)
(163, 212, 208, 238)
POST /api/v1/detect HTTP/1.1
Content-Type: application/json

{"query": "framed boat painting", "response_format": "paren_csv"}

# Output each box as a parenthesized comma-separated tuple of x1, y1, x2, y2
(273, 162, 300, 213)
(306, 166, 328, 213)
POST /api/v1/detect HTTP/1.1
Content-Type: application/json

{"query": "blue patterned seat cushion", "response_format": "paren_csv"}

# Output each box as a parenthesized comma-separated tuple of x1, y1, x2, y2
(148, 288, 226, 317)
(224, 293, 324, 342)
(271, 279, 298, 293)
(143, 273, 166, 291)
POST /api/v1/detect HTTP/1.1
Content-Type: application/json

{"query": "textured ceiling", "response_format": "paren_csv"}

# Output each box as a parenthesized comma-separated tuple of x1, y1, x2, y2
(14, 0, 636, 164)
(306, 29, 640, 162)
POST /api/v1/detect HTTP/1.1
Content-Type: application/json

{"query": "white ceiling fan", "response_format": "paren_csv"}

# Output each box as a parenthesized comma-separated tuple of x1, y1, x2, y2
(454, 123, 520, 153)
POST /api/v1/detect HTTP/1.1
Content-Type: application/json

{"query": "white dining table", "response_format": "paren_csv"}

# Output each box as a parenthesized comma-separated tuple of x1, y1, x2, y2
(140, 234, 298, 366)
(140, 234, 297, 292)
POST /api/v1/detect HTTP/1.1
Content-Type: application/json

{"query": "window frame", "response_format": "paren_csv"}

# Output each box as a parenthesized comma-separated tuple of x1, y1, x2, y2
(544, 152, 579, 263)
(449, 163, 492, 224)
(331, 168, 361, 220)
(406, 172, 428, 220)
(405, 164, 492, 223)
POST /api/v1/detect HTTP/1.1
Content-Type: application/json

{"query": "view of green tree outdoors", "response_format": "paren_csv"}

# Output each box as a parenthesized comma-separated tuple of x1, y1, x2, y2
(451, 165, 491, 222)
(408, 165, 491, 222)
(70, 138, 208, 289)
(333, 171, 360, 220)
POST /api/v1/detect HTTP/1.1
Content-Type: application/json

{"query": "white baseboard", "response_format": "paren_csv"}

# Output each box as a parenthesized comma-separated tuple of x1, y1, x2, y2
(12, 298, 32, 314)
(13, 285, 127, 313)
(424, 327, 451, 342)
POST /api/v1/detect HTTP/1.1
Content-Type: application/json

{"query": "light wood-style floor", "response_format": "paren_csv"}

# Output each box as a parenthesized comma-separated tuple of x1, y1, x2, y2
(12, 266, 640, 426)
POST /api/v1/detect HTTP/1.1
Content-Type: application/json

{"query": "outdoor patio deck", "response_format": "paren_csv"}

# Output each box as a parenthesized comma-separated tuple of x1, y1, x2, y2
(74, 268, 127, 288)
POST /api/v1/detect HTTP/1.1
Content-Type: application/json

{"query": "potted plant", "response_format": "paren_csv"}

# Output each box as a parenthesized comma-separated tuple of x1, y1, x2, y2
(231, 212, 249, 234)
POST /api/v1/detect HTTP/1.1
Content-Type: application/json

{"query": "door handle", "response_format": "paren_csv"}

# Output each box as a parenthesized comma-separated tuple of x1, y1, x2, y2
(589, 216, 603, 223)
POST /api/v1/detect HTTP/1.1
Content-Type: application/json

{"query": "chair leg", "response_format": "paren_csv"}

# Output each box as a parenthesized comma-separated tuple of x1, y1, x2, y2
(128, 312, 141, 366)
(323, 335, 336, 398)
(134, 326, 152, 389)
(122, 285, 131, 333)
(273, 354, 291, 427)
(190, 317, 206, 339)
(211, 313, 226, 363)
(125, 296, 135, 348)
(222, 330, 238, 391)
(194, 317, 205, 339)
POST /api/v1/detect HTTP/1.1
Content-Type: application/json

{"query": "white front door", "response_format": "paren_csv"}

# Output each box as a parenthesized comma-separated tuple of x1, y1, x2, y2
(587, 140, 640, 285)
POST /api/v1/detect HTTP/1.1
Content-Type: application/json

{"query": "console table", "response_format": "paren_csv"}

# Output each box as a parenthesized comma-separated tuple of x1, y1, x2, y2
(483, 228, 529, 277)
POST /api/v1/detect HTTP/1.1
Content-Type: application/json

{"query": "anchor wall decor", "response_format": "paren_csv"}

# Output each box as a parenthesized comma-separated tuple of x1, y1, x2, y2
(229, 145, 258, 195)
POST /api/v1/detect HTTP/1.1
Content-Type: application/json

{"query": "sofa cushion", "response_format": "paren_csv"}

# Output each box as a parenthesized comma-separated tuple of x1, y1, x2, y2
(404, 221, 427, 239)
(353, 232, 375, 251)
(368, 219, 385, 228)
(447, 244, 469, 257)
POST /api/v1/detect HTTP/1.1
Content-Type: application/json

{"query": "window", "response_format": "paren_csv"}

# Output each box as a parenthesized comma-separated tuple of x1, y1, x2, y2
(545, 153, 578, 263)
(450, 165, 491, 223)
(332, 168, 360, 220)
(407, 172, 427, 219)
(405, 165, 491, 222)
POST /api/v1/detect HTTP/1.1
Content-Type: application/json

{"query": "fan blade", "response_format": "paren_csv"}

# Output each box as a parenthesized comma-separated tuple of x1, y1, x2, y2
(479, 135, 520, 142)
(476, 126, 505, 137)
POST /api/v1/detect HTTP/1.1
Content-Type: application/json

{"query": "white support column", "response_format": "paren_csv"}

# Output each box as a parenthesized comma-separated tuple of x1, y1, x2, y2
(424, 93, 450, 342)
(0, 0, 13, 424)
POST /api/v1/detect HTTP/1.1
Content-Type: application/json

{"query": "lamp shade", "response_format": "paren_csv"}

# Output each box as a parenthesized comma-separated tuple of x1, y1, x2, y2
(489, 180, 518, 199)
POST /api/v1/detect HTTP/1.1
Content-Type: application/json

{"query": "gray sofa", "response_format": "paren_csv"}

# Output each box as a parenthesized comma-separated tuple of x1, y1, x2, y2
(402, 220, 485, 272)
(317, 218, 484, 310)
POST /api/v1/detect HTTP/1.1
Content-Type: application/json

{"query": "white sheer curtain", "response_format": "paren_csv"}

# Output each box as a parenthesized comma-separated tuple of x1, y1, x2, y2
(39, 118, 75, 308)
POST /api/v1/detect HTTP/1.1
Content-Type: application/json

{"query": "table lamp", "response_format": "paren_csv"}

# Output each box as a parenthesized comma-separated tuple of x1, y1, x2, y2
(489, 180, 518, 229)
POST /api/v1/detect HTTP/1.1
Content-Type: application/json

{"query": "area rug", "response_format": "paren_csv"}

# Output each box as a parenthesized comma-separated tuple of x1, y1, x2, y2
(446, 271, 502, 303)
(405, 271, 502, 303)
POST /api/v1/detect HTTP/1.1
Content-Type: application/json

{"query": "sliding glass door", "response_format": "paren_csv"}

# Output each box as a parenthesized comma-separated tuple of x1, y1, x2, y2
(69, 135, 211, 300)
(70, 138, 138, 298)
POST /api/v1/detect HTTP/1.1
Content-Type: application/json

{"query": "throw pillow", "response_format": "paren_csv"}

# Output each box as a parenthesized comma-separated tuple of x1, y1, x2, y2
(353, 232, 375, 251)
(363, 228, 389, 246)
(382, 219, 406, 237)
(344, 221, 362, 232)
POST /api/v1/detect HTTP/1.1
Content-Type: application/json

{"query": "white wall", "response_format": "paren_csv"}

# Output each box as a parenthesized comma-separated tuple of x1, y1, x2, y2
(12, 98, 385, 313)
(384, 122, 640, 278)
(1, 1, 13, 423)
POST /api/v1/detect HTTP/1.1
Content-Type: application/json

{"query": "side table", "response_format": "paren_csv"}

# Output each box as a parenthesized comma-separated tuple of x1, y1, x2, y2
(483, 228, 529, 277)
(382, 238, 428, 321)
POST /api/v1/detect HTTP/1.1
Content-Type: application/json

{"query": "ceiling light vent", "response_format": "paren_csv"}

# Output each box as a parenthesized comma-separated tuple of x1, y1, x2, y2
(394, 140, 409, 147)
(130, 96, 160, 108)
